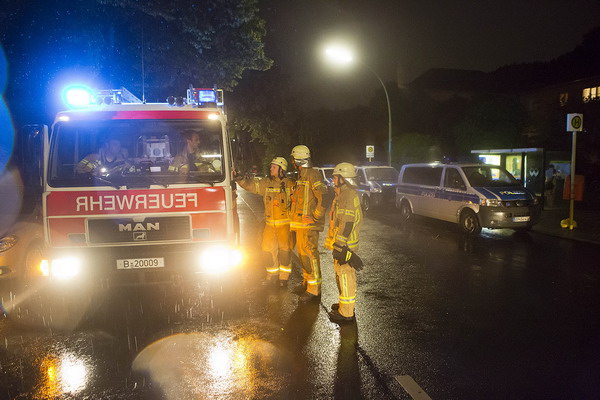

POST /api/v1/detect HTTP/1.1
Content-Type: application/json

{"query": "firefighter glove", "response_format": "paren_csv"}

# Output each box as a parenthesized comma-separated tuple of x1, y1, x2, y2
(332, 244, 364, 271)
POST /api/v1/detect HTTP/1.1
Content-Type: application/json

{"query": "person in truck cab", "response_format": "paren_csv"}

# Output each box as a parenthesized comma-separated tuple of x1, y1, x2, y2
(75, 136, 129, 175)
(169, 129, 219, 173)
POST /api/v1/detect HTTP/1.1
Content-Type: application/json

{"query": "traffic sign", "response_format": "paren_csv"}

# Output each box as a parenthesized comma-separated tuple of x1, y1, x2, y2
(566, 113, 583, 132)
(366, 145, 374, 159)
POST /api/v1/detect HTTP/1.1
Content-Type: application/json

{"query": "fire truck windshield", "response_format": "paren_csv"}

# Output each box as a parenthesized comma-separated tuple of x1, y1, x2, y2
(48, 120, 225, 187)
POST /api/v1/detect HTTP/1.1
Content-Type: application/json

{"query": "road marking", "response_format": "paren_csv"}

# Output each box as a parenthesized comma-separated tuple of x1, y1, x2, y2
(395, 375, 432, 400)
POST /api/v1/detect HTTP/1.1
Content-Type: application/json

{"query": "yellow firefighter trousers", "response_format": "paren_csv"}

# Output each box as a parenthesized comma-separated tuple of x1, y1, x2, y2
(334, 260, 356, 317)
(295, 229, 321, 295)
(261, 224, 292, 281)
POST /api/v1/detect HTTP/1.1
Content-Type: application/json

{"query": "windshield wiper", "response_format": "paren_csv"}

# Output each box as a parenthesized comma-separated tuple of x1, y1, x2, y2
(93, 175, 122, 189)
(126, 175, 169, 189)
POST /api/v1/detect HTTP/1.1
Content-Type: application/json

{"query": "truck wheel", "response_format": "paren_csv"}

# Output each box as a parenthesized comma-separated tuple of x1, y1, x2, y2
(361, 194, 370, 212)
(23, 242, 44, 281)
(399, 200, 412, 221)
(460, 209, 481, 235)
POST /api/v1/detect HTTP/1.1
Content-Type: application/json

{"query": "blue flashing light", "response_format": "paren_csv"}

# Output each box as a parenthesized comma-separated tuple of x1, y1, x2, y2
(187, 87, 219, 106)
(62, 85, 94, 108)
(198, 90, 216, 103)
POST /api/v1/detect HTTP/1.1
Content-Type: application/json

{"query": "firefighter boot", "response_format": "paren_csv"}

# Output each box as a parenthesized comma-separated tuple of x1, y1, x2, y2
(328, 309, 355, 324)
(298, 291, 321, 304)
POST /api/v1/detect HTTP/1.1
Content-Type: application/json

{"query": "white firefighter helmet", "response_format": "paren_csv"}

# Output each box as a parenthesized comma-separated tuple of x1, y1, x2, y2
(333, 162, 358, 186)
(291, 145, 311, 167)
(270, 156, 288, 171)
(291, 145, 311, 159)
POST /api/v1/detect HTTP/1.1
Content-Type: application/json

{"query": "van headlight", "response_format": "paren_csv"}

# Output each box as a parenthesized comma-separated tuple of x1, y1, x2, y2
(481, 199, 502, 207)
(369, 182, 382, 193)
(49, 257, 82, 280)
(200, 245, 243, 274)
(0, 235, 18, 253)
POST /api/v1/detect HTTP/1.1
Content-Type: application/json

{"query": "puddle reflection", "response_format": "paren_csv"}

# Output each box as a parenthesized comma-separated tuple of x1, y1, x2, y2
(36, 352, 92, 397)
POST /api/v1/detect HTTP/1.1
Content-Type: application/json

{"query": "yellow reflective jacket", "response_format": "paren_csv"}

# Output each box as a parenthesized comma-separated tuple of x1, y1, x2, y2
(75, 148, 129, 174)
(325, 184, 362, 251)
(168, 151, 221, 174)
(290, 167, 328, 231)
(238, 176, 295, 227)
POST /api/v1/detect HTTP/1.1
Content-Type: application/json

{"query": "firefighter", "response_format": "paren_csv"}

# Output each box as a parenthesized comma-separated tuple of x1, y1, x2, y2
(75, 136, 129, 175)
(169, 130, 219, 173)
(235, 157, 295, 285)
(289, 145, 329, 303)
(325, 162, 363, 323)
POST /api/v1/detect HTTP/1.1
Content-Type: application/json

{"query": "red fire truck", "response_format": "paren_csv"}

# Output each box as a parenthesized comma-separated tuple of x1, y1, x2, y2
(34, 86, 242, 285)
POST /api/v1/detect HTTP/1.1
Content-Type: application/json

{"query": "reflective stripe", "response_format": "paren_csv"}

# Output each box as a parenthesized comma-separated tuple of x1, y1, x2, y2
(290, 222, 311, 229)
(312, 258, 321, 283)
(303, 180, 310, 215)
(279, 265, 292, 273)
(265, 219, 290, 226)
(339, 297, 356, 304)
(266, 267, 279, 273)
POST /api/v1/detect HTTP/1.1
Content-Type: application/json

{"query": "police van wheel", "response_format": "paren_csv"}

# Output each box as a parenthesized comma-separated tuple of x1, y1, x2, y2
(361, 195, 370, 212)
(460, 209, 481, 235)
(399, 200, 412, 221)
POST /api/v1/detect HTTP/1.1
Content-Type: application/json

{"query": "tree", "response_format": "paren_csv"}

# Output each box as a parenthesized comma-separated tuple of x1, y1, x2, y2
(228, 68, 301, 172)
(451, 95, 527, 153)
(0, 0, 272, 123)
(393, 133, 441, 165)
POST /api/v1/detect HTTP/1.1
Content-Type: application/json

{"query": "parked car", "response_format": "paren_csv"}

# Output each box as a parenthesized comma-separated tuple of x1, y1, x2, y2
(315, 165, 335, 192)
(0, 216, 45, 281)
(355, 165, 399, 211)
(395, 162, 541, 234)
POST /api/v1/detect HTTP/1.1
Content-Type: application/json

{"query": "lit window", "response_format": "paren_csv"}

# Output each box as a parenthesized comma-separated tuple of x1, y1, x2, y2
(591, 87, 598, 99)
(583, 88, 591, 102)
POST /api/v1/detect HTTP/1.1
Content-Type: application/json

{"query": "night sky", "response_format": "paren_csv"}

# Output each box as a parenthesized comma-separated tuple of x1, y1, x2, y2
(261, 0, 600, 108)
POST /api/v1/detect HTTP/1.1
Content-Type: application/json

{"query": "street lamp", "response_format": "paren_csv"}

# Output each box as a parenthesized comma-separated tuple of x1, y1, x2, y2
(324, 45, 393, 166)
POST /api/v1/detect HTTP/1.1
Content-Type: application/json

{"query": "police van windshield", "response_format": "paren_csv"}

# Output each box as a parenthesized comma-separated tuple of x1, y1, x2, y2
(463, 166, 520, 187)
(365, 167, 399, 181)
(48, 120, 225, 187)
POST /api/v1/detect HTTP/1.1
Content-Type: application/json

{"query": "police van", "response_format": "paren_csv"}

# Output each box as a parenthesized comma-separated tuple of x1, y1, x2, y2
(356, 165, 399, 211)
(395, 162, 541, 234)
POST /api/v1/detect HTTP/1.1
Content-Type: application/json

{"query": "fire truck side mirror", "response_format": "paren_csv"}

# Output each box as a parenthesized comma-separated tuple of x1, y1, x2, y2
(18, 124, 47, 211)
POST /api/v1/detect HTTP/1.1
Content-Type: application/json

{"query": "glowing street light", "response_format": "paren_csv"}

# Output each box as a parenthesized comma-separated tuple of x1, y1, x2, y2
(324, 44, 393, 166)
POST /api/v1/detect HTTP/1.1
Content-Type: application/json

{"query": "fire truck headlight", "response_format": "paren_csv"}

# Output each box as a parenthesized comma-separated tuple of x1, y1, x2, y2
(50, 257, 82, 280)
(201, 246, 243, 274)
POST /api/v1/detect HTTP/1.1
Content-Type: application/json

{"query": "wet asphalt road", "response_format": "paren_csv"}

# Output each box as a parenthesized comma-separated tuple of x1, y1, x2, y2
(1, 190, 600, 399)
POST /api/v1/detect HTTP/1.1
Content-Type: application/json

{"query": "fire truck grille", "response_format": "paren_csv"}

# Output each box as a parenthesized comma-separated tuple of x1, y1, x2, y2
(88, 216, 191, 244)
